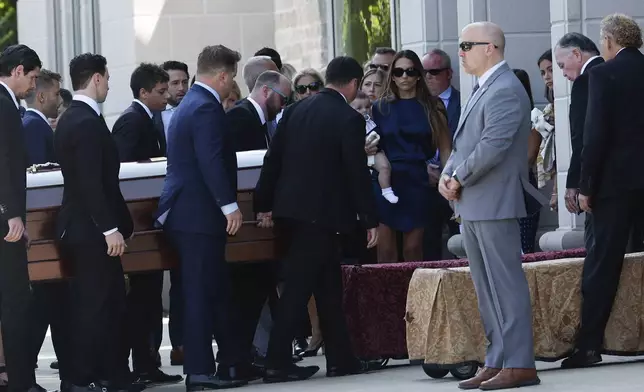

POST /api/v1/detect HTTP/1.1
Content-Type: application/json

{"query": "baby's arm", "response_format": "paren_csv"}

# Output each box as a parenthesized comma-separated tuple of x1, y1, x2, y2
(373, 151, 392, 188)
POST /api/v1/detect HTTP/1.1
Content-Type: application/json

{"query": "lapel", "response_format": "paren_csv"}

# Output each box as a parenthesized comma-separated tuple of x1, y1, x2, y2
(152, 111, 167, 156)
(454, 63, 510, 140)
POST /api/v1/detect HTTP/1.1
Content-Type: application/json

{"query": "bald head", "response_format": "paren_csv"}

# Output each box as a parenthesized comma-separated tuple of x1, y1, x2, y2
(242, 56, 278, 91)
(462, 22, 506, 53)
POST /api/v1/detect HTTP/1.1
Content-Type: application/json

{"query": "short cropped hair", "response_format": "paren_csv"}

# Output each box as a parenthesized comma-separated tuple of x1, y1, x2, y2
(0, 44, 42, 77)
(428, 48, 452, 69)
(24, 69, 62, 104)
(252, 70, 284, 92)
(374, 47, 396, 56)
(254, 47, 283, 70)
(243, 56, 276, 91)
(130, 63, 169, 98)
(162, 60, 189, 78)
(325, 56, 363, 87)
(557, 32, 600, 55)
(69, 53, 107, 91)
(60, 88, 73, 108)
(197, 45, 241, 75)
(601, 13, 643, 49)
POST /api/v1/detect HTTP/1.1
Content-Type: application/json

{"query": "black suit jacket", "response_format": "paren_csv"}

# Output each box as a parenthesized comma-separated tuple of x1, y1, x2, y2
(580, 48, 644, 198)
(255, 88, 378, 234)
(111, 102, 162, 162)
(0, 85, 27, 223)
(152, 111, 167, 156)
(566, 56, 604, 189)
(227, 98, 269, 152)
(54, 100, 133, 241)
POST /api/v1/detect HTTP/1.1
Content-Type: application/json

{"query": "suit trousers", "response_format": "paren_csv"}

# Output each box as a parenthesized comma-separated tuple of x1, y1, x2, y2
(0, 233, 35, 392)
(461, 219, 535, 369)
(63, 238, 127, 386)
(121, 271, 164, 373)
(168, 268, 183, 349)
(265, 220, 355, 369)
(577, 190, 644, 350)
(30, 281, 71, 381)
(166, 230, 243, 375)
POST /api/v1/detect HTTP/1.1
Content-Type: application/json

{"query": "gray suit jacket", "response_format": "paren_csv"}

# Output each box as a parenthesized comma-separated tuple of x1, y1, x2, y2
(443, 62, 548, 221)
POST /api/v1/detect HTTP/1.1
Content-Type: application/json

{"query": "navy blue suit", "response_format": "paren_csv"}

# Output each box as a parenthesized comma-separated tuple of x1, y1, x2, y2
(155, 83, 241, 375)
(22, 110, 56, 166)
(445, 87, 461, 136)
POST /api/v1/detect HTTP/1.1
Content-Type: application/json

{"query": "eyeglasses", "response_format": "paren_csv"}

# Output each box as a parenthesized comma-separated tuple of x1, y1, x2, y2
(294, 81, 322, 95)
(459, 41, 499, 52)
(368, 63, 390, 72)
(268, 86, 288, 106)
(424, 68, 449, 76)
(391, 67, 421, 78)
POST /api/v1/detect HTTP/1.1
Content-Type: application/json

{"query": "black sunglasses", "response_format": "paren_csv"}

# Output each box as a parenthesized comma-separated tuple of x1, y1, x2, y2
(294, 81, 322, 95)
(391, 67, 421, 78)
(459, 41, 499, 52)
(368, 63, 390, 71)
(424, 68, 449, 76)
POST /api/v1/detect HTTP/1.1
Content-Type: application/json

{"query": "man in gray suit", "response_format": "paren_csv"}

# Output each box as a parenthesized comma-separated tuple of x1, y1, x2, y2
(439, 22, 546, 390)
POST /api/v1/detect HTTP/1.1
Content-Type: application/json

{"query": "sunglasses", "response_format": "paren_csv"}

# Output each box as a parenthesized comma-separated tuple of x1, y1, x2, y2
(459, 41, 499, 52)
(295, 81, 322, 95)
(368, 63, 390, 71)
(268, 86, 288, 106)
(424, 68, 449, 76)
(391, 67, 421, 78)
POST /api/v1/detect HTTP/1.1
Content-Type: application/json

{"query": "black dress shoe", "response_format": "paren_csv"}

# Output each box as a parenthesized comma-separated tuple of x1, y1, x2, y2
(293, 338, 308, 356)
(185, 374, 247, 391)
(220, 363, 264, 382)
(327, 359, 384, 377)
(263, 364, 320, 383)
(133, 369, 183, 386)
(50, 361, 60, 370)
(561, 349, 602, 369)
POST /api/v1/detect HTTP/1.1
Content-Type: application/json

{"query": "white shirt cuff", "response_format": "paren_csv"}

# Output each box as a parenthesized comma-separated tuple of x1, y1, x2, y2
(221, 202, 239, 215)
(103, 228, 118, 236)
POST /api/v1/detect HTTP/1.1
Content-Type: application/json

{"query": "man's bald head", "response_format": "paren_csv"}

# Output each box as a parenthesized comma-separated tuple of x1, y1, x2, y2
(242, 56, 278, 91)
(462, 22, 506, 53)
(459, 22, 506, 77)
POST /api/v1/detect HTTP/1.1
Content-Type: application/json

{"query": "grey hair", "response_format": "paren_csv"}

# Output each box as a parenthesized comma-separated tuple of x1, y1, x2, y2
(252, 70, 286, 92)
(429, 48, 452, 69)
(556, 32, 600, 55)
(600, 13, 643, 49)
(242, 55, 277, 91)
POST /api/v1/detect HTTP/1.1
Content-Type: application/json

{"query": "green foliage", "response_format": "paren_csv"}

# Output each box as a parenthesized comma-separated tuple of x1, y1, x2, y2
(0, 0, 18, 52)
(342, 0, 391, 65)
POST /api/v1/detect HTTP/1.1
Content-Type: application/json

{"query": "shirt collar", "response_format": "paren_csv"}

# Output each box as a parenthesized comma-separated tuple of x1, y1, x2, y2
(438, 86, 452, 101)
(72, 94, 101, 116)
(165, 103, 176, 111)
(477, 60, 507, 88)
(581, 55, 601, 75)
(0, 81, 19, 109)
(133, 99, 153, 118)
(246, 96, 266, 125)
(194, 81, 221, 104)
(26, 108, 50, 125)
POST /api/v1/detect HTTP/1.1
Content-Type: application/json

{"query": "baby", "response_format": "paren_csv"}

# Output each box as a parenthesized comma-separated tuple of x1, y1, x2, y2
(351, 91, 398, 204)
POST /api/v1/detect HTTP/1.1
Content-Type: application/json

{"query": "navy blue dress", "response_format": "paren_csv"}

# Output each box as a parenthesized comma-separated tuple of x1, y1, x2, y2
(372, 98, 435, 232)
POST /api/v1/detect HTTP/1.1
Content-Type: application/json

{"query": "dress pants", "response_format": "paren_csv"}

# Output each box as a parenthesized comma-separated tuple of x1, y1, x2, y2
(265, 220, 356, 369)
(461, 219, 535, 369)
(30, 281, 71, 381)
(121, 272, 164, 373)
(168, 268, 183, 349)
(167, 230, 243, 375)
(577, 190, 644, 351)
(63, 237, 127, 386)
(0, 230, 35, 392)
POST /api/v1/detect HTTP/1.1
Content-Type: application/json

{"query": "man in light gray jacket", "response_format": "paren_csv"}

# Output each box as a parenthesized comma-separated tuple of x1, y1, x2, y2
(439, 22, 547, 390)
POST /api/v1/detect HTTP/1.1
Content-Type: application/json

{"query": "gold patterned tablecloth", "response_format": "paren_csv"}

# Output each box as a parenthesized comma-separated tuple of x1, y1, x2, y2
(405, 253, 644, 365)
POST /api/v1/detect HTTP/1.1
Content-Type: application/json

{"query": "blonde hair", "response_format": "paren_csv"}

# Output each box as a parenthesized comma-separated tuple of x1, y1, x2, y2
(230, 80, 241, 100)
(601, 13, 643, 49)
(293, 68, 324, 86)
(280, 63, 297, 81)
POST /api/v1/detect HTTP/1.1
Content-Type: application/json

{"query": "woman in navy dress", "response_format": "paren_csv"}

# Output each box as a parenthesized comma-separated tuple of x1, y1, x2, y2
(372, 50, 452, 262)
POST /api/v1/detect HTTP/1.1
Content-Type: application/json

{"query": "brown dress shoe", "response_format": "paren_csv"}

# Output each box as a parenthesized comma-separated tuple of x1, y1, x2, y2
(479, 368, 540, 390)
(457, 367, 501, 390)
(170, 347, 184, 366)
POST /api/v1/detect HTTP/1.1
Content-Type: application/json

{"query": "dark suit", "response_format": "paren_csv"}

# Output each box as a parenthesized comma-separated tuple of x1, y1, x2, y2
(111, 101, 164, 375)
(54, 99, 133, 387)
(155, 84, 242, 375)
(0, 84, 37, 392)
(255, 88, 377, 368)
(424, 86, 461, 261)
(576, 47, 644, 351)
(22, 110, 71, 382)
(22, 109, 56, 165)
(228, 98, 269, 152)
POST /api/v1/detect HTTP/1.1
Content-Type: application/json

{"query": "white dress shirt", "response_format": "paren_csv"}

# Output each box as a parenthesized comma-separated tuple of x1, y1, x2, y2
(72, 94, 118, 236)
(476, 60, 507, 91)
(193, 81, 239, 215)
(0, 81, 19, 109)
(161, 104, 177, 141)
(247, 96, 266, 125)
(438, 86, 453, 109)
(581, 55, 601, 75)
(133, 99, 153, 118)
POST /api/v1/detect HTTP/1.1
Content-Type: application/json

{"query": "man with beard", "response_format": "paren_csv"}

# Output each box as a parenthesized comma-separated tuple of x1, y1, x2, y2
(156, 61, 189, 155)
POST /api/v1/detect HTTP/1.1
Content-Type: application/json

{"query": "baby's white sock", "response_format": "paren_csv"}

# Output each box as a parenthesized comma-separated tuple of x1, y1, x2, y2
(382, 187, 399, 204)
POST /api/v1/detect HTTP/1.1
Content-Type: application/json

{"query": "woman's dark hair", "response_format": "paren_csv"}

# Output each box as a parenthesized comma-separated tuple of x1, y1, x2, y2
(537, 49, 554, 104)
(513, 69, 534, 110)
(379, 50, 449, 148)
